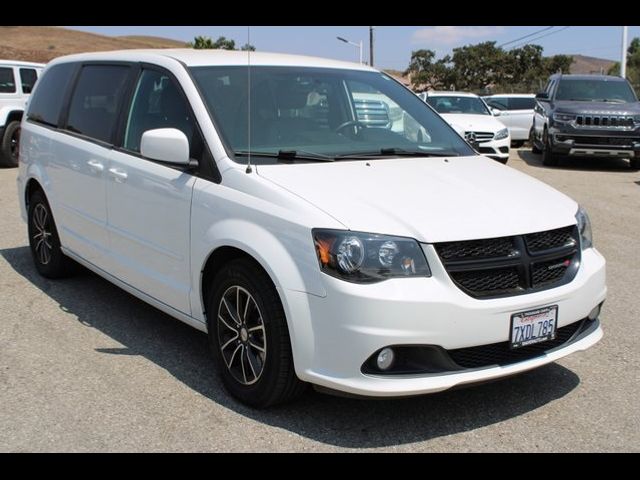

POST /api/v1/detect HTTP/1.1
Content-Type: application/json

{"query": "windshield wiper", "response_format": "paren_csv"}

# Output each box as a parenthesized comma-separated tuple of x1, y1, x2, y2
(596, 98, 626, 103)
(234, 150, 334, 162)
(336, 148, 458, 159)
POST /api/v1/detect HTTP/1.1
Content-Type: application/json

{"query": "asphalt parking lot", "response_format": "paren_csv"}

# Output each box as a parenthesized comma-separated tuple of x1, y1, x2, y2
(1, 149, 639, 452)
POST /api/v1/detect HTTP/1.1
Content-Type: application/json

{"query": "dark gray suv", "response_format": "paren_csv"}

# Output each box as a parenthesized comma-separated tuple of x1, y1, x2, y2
(530, 74, 640, 168)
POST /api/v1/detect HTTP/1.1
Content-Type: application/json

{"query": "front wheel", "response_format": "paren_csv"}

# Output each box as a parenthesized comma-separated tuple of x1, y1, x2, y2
(530, 127, 541, 154)
(541, 129, 559, 167)
(0, 120, 21, 168)
(207, 259, 305, 408)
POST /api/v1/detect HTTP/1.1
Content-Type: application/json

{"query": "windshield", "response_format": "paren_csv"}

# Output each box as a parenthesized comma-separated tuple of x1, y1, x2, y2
(190, 66, 474, 163)
(555, 79, 638, 103)
(425, 95, 491, 115)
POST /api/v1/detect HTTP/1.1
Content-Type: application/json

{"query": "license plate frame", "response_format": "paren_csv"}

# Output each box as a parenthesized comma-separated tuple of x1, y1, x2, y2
(509, 305, 558, 349)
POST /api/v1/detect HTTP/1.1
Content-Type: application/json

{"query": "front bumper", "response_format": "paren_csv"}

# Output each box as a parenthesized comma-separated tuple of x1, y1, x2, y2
(287, 245, 606, 397)
(477, 135, 510, 161)
(549, 124, 640, 157)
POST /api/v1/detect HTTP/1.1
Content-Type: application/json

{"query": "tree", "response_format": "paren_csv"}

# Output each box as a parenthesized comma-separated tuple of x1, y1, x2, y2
(188, 35, 255, 51)
(608, 38, 640, 94)
(449, 41, 506, 90)
(189, 36, 215, 49)
(405, 49, 454, 91)
(543, 54, 573, 76)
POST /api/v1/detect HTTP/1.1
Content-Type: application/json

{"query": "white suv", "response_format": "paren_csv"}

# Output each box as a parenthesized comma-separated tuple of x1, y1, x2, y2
(418, 91, 511, 163)
(17, 50, 605, 407)
(483, 93, 536, 147)
(0, 60, 44, 167)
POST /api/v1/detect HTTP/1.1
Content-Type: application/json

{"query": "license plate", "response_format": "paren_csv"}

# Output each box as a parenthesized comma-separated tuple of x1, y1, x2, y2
(510, 305, 558, 349)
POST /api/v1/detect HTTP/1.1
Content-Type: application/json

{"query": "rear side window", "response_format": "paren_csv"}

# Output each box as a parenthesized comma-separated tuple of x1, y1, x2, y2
(27, 63, 76, 127)
(0, 67, 16, 93)
(19, 68, 38, 94)
(485, 97, 509, 110)
(509, 97, 535, 110)
(66, 65, 130, 144)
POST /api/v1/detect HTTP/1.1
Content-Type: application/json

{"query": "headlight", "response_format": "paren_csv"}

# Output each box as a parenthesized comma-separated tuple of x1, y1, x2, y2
(313, 229, 431, 283)
(494, 128, 509, 140)
(575, 206, 593, 249)
(553, 113, 575, 123)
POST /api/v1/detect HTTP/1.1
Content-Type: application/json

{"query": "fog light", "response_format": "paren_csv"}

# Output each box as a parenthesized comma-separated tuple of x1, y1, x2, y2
(376, 348, 395, 371)
(588, 304, 601, 320)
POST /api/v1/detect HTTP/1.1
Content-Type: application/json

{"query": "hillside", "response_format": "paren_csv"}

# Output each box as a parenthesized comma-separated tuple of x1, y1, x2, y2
(0, 26, 186, 63)
(569, 54, 616, 75)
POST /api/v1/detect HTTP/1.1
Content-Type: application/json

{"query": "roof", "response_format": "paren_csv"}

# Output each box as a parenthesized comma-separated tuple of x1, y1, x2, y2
(549, 73, 627, 82)
(47, 49, 377, 71)
(0, 59, 45, 68)
(483, 93, 535, 98)
(424, 91, 480, 98)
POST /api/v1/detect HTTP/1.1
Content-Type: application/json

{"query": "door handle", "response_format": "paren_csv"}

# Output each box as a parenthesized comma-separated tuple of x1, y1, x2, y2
(87, 159, 104, 173)
(108, 167, 128, 183)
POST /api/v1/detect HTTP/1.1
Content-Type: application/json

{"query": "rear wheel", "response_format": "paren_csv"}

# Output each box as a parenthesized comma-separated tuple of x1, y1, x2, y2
(0, 121, 21, 168)
(541, 129, 559, 167)
(511, 140, 524, 148)
(630, 156, 640, 170)
(207, 258, 306, 408)
(28, 190, 75, 278)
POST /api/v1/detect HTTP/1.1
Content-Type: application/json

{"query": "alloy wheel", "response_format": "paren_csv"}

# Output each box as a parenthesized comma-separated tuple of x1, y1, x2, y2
(32, 203, 53, 265)
(217, 285, 267, 385)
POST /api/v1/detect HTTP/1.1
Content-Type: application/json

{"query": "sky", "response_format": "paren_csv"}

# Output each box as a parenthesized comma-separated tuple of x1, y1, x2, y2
(65, 26, 640, 71)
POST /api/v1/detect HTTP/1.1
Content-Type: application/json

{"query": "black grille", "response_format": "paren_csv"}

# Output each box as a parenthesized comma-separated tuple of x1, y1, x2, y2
(556, 135, 636, 147)
(451, 268, 520, 295)
(435, 226, 580, 299)
(576, 115, 634, 128)
(532, 257, 572, 287)
(448, 319, 585, 369)
(525, 226, 576, 252)
(435, 236, 517, 261)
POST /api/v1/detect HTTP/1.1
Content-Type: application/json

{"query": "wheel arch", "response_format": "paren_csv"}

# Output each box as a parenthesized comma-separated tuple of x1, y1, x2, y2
(0, 108, 24, 127)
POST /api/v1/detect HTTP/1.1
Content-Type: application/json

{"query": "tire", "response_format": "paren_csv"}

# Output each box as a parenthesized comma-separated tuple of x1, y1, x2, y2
(541, 129, 559, 167)
(28, 190, 76, 278)
(207, 258, 306, 408)
(511, 140, 524, 148)
(630, 156, 640, 170)
(0, 121, 21, 168)
(530, 128, 541, 154)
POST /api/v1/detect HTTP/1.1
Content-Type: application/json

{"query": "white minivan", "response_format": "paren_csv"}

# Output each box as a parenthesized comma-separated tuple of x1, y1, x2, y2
(17, 50, 605, 407)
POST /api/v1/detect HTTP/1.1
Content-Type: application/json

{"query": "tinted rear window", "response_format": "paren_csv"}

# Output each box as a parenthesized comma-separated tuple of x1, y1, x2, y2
(19, 68, 38, 94)
(27, 63, 76, 127)
(66, 65, 130, 143)
(509, 97, 535, 110)
(0, 67, 16, 93)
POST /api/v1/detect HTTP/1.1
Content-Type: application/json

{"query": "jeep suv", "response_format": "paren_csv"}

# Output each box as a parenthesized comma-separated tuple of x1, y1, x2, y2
(17, 50, 605, 407)
(530, 74, 640, 168)
(0, 60, 44, 167)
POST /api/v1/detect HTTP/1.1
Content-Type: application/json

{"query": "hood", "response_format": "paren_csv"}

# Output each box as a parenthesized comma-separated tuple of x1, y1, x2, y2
(440, 113, 507, 133)
(553, 100, 640, 115)
(257, 156, 578, 243)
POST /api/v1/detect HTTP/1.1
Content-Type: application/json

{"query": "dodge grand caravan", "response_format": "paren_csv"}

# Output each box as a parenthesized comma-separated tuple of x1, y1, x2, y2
(17, 50, 606, 407)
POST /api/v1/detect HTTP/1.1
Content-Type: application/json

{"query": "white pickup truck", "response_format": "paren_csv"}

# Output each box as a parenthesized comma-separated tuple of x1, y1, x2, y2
(0, 60, 44, 167)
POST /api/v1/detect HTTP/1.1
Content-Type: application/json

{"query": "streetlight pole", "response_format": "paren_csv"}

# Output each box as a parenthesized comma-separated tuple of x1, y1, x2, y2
(337, 36, 363, 64)
(621, 26, 628, 78)
(369, 26, 374, 67)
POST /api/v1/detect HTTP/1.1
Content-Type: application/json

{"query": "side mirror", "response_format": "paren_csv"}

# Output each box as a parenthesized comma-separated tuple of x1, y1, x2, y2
(141, 128, 190, 165)
(491, 108, 501, 116)
(535, 92, 549, 101)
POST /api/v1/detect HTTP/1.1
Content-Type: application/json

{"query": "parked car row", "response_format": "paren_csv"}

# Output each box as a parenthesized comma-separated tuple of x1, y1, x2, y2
(416, 74, 640, 170)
